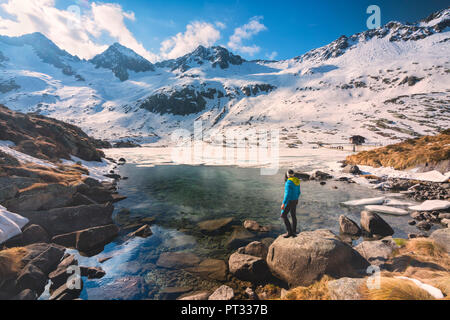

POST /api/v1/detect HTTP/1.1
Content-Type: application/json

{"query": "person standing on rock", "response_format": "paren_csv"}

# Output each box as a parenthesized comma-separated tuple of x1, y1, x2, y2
(281, 170, 301, 238)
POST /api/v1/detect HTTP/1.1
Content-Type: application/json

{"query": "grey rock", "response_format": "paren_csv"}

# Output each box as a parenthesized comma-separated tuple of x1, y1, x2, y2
(360, 211, 394, 237)
(430, 228, 450, 254)
(266, 229, 369, 287)
(228, 252, 270, 282)
(156, 252, 201, 269)
(339, 215, 362, 236)
(328, 278, 366, 300)
(354, 239, 398, 267)
(208, 285, 234, 301)
(242, 241, 269, 259)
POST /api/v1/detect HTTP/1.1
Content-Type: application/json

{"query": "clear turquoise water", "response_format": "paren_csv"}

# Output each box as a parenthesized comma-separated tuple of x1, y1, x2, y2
(72, 165, 418, 300)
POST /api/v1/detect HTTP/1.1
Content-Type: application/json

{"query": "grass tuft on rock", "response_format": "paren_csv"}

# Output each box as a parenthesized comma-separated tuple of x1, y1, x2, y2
(0, 247, 28, 280)
(361, 277, 436, 300)
(282, 276, 332, 300)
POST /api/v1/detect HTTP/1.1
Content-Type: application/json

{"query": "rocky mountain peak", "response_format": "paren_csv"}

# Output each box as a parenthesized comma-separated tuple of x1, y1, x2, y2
(156, 45, 245, 72)
(89, 43, 155, 81)
(295, 8, 449, 63)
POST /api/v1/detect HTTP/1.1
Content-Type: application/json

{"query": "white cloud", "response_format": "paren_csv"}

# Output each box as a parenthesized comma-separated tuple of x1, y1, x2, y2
(266, 51, 278, 60)
(160, 21, 221, 60)
(215, 21, 226, 30)
(0, 0, 159, 61)
(228, 16, 267, 56)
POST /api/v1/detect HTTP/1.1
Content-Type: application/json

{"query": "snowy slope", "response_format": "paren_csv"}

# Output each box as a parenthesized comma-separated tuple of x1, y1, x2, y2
(0, 8, 449, 145)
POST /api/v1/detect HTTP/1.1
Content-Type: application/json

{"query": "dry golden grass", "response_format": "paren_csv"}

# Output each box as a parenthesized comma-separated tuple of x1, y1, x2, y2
(282, 276, 333, 300)
(406, 238, 448, 259)
(0, 247, 28, 280)
(14, 164, 83, 184)
(361, 277, 436, 300)
(346, 130, 450, 170)
(283, 238, 449, 301)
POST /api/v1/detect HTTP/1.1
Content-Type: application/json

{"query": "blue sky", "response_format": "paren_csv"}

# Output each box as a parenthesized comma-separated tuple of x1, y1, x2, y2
(0, 0, 448, 61)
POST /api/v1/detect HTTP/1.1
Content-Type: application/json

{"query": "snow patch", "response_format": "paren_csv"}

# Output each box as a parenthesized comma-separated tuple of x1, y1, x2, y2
(0, 205, 29, 244)
(409, 200, 450, 212)
(395, 276, 444, 299)
(342, 197, 386, 206)
(364, 205, 409, 216)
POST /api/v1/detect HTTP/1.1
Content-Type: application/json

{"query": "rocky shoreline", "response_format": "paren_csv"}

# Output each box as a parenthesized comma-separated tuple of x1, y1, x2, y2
(0, 106, 139, 300)
(1, 104, 449, 300)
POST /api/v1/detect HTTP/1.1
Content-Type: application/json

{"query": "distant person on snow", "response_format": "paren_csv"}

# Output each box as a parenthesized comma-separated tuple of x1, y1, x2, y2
(281, 169, 301, 238)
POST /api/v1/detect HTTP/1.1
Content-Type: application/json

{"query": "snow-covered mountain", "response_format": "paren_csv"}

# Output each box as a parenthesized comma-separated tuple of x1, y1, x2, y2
(0, 8, 449, 146)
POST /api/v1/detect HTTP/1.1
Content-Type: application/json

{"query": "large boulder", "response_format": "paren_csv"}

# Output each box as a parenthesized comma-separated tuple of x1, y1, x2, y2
(360, 211, 394, 237)
(3, 183, 76, 212)
(21, 203, 114, 236)
(339, 215, 361, 236)
(430, 228, 450, 254)
(75, 224, 119, 255)
(354, 238, 398, 267)
(228, 252, 270, 282)
(266, 229, 369, 287)
(53, 224, 119, 255)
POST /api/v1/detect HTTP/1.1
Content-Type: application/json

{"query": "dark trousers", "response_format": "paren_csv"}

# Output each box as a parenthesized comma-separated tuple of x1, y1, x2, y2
(281, 200, 298, 235)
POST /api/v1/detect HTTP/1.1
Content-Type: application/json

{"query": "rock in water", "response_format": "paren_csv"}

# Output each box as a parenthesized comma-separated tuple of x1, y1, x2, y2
(185, 259, 228, 281)
(360, 211, 394, 237)
(266, 229, 369, 287)
(178, 292, 210, 300)
(208, 285, 234, 300)
(342, 165, 361, 175)
(243, 220, 270, 232)
(197, 217, 233, 234)
(156, 252, 201, 269)
(339, 215, 361, 236)
(227, 226, 256, 249)
(228, 253, 270, 282)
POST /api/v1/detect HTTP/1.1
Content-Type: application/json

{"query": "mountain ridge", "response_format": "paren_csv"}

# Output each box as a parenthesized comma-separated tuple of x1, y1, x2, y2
(0, 7, 448, 146)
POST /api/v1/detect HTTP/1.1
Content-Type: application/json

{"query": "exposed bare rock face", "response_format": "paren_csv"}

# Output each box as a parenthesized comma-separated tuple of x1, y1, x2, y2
(266, 229, 369, 287)
(0, 105, 109, 162)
